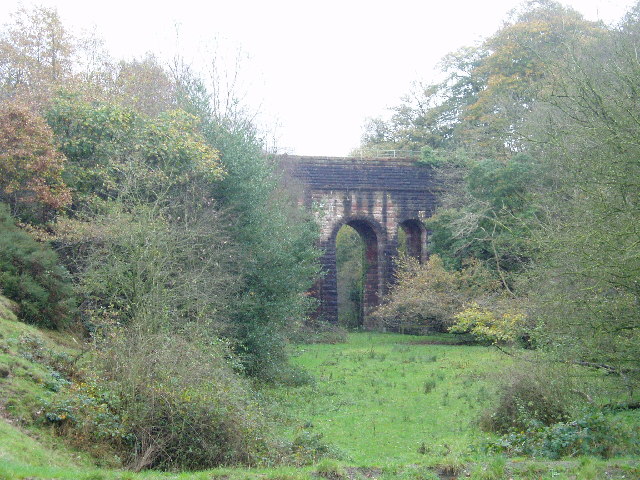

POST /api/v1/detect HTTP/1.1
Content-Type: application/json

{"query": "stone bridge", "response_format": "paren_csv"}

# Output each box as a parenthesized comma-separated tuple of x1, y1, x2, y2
(278, 155, 443, 325)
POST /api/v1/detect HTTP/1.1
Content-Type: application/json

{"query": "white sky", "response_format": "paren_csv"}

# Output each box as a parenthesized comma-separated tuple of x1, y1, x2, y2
(1, 0, 637, 156)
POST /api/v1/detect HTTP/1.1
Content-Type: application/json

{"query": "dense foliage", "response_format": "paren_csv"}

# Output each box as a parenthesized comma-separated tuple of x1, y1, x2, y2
(522, 4, 640, 395)
(372, 255, 500, 333)
(0, 102, 71, 222)
(202, 119, 320, 380)
(45, 332, 274, 470)
(0, 204, 75, 328)
(362, 0, 640, 445)
(0, 5, 320, 470)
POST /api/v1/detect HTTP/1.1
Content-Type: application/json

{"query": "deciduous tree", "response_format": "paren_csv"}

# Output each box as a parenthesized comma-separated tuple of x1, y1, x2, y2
(0, 102, 71, 221)
(0, 6, 74, 103)
(523, 5, 640, 395)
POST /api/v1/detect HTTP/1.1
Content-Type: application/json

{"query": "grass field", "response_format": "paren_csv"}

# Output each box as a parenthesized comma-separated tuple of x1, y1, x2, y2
(271, 332, 511, 465)
(1, 308, 638, 479)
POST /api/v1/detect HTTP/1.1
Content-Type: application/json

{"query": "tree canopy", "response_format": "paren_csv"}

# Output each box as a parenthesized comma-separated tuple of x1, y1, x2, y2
(367, 0, 640, 398)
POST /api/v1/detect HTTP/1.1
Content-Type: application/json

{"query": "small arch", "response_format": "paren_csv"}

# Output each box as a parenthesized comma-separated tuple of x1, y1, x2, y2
(336, 224, 364, 328)
(398, 219, 427, 263)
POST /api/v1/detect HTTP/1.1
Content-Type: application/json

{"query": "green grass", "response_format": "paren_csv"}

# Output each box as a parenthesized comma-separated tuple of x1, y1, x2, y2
(0, 295, 99, 472)
(271, 332, 510, 464)
(0, 308, 638, 479)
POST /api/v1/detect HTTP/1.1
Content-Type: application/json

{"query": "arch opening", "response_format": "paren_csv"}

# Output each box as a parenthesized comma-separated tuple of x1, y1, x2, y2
(336, 225, 364, 328)
(332, 218, 381, 328)
(398, 219, 427, 263)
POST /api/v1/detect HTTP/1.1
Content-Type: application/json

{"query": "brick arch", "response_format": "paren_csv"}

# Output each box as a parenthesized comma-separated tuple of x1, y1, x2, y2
(278, 155, 442, 324)
(324, 216, 385, 325)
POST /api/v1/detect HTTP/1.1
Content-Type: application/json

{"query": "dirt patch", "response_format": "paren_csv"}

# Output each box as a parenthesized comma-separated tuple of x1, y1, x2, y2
(345, 467, 382, 479)
(407, 339, 477, 346)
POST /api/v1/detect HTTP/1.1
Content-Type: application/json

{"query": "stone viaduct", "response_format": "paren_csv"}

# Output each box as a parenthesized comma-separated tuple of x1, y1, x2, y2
(278, 155, 443, 325)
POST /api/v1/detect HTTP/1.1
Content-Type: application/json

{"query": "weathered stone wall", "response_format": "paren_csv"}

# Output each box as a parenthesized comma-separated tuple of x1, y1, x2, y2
(278, 155, 442, 324)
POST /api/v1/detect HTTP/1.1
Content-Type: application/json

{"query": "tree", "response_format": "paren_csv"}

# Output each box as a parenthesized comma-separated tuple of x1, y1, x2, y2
(45, 93, 223, 212)
(0, 203, 75, 328)
(458, 1, 603, 157)
(0, 101, 71, 221)
(359, 1, 602, 160)
(522, 5, 640, 396)
(201, 118, 320, 381)
(0, 6, 75, 104)
(426, 154, 537, 291)
(110, 55, 176, 116)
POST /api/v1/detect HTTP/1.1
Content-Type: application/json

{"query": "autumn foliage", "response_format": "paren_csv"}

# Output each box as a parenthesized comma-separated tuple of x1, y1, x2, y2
(0, 102, 71, 217)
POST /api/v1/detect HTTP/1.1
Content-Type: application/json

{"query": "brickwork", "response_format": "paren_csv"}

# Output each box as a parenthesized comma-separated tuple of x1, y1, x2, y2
(278, 155, 442, 325)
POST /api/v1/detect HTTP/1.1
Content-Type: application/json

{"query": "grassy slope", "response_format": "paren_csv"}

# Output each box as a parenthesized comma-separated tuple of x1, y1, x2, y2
(0, 303, 638, 479)
(0, 295, 102, 471)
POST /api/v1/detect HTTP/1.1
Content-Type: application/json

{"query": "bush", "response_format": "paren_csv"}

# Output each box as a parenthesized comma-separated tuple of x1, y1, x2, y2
(47, 331, 277, 471)
(111, 333, 275, 470)
(43, 378, 132, 459)
(371, 255, 499, 333)
(287, 430, 347, 465)
(480, 366, 570, 433)
(480, 367, 570, 434)
(0, 203, 76, 328)
(487, 410, 636, 459)
(449, 304, 528, 346)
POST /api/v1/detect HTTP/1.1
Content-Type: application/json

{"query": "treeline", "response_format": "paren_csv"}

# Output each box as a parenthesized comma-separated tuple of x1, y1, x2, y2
(0, 6, 320, 469)
(364, 0, 639, 456)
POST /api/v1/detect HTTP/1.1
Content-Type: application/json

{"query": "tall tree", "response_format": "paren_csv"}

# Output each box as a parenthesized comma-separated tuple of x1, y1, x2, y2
(110, 55, 176, 116)
(458, 0, 602, 157)
(522, 4, 640, 395)
(0, 6, 75, 104)
(203, 117, 320, 380)
(359, 1, 602, 160)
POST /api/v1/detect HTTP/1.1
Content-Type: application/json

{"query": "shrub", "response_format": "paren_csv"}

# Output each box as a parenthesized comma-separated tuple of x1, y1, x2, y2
(110, 333, 275, 470)
(371, 255, 499, 333)
(487, 410, 636, 459)
(287, 430, 347, 465)
(480, 367, 570, 434)
(47, 331, 277, 471)
(449, 304, 527, 345)
(0, 203, 76, 328)
(43, 377, 132, 458)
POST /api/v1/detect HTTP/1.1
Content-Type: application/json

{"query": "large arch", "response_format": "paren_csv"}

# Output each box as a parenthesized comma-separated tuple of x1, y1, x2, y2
(319, 216, 385, 327)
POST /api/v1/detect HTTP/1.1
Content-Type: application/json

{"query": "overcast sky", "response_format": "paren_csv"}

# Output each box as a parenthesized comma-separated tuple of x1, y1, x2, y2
(1, 0, 637, 156)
